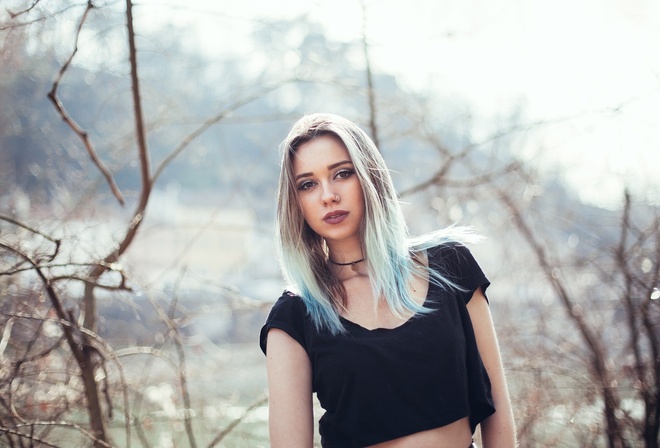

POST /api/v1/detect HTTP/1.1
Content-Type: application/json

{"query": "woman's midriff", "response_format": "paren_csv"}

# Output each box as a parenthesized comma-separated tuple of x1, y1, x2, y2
(366, 416, 472, 448)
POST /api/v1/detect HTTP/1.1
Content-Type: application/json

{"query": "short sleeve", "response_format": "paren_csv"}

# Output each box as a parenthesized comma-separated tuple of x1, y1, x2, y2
(259, 291, 308, 355)
(429, 243, 490, 304)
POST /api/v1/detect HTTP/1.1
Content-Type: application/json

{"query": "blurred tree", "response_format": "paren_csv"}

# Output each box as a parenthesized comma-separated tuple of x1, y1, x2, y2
(499, 183, 659, 448)
(0, 0, 285, 446)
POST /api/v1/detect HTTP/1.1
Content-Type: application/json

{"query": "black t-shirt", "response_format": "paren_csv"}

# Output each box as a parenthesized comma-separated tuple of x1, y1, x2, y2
(260, 243, 495, 447)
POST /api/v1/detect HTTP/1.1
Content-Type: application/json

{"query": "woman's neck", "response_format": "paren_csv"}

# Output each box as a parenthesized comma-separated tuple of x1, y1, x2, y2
(326, 239, 366, 278)
(326, 239, 363, 265)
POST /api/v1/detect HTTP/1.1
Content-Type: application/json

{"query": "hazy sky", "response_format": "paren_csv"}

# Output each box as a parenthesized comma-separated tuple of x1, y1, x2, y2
(141, 0, 660, 207)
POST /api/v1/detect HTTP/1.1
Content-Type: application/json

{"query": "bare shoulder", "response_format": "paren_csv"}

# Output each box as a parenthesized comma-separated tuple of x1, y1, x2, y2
(266, 328, 307, 361)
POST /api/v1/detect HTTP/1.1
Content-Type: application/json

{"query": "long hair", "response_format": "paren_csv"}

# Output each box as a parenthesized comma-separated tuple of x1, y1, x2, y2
(276, 113, 477, 334)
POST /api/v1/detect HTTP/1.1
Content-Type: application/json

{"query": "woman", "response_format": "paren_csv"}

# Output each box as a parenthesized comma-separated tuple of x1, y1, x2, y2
(259, 113, 516, 447)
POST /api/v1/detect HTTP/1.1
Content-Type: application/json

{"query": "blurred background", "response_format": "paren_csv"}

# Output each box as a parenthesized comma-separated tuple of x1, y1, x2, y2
(1, 0, 659, 447)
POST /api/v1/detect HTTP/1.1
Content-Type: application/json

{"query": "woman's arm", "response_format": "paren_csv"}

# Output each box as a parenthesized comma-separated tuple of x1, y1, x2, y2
(266, 328, 314, 448)
(467, 288, 517, 448)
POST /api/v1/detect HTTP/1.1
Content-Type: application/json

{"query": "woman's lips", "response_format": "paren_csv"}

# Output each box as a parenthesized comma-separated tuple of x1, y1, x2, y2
(323, 210, 349, 224)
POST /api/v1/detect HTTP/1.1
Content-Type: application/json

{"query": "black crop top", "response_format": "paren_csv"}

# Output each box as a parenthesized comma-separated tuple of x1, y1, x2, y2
(259, 243, 495, 447)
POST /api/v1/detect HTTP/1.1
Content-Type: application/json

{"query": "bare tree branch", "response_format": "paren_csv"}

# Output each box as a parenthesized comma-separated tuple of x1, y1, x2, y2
(496, 188, 627, 447)
(4, 420, 115, 448)
(617, 190, 646, 387)
(0, 214, 60, 245)
(114, 346, 177, 366)
(1, 3, 85, 31)
(82, 0, 154, 334)
(1, 261, 125, 278)
(152, 82, 284, 184)
(51, 274, 131, 292)
(359, 0, 379, 149)
(0, 425, 61, 448)
(0, 241, 116, 447)
(7, 0, 43, 19)
(640, 214, 660, 447)
(46, 0, 126, 207)
(143, 286, 197, 448)
(125, 0, 151, 195)
(4, 309, 133, 447)
(207, 394, 268, 448)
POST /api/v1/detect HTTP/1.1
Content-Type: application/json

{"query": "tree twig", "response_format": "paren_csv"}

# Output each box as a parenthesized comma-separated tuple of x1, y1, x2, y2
(4, 420, 115, 448)
(207, 394, 268, 448)
(46, 0, 126, 207)
(360, 0, 379, 149)
(7, 0, 42, 19)
(143, 287, 197, 448)
(152, 82, 284, 184)
(82, 0, 154, 335)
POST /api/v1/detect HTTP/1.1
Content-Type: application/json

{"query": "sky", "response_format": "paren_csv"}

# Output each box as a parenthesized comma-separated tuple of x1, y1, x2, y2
(140, 0, 660, 208)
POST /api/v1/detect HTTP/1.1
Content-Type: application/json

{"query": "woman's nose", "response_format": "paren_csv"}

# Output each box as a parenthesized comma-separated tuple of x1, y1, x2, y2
(321, 186, 339, 205)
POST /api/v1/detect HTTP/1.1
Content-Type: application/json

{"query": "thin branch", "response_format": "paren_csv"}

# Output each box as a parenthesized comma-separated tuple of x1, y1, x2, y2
(399, 90, 659, 199)
(145, 186, 241, 285)
(0, 214, 60, 245)
(143, 288, 197, 448)
(76, 328, 131, 447)
(639, 214, 660, 445)
(152, 82, 284, 184)
(0, 243, 83, 361)
(0, 242, 124, 447)
(5, 310, 132, 447)
(82, 0, 154, 334)
(1, 261, 124, 277)
(1, 2, 83, 30)
(207, 394, 268, 448)
(0, 426, 61, 448)
(5, 421, 114, 448)
(616, 190, 646, 387)
(114, 346, 177, 369)
(50, 274, 131, 292)
(360, 0, 379, 149)
(46, 1, 126, 207)
(125, 0, 151, 195)
(398, 127, 487, 197)
(1, 331, 66, 367)
(399, 161, 520, 197)
(0, 215, 61, 263)
(7, 0, 42, 19)
(114, 344, 173, 448)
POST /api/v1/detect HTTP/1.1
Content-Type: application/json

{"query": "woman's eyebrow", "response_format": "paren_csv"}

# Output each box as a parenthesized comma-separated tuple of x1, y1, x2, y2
(295, 160, 353, 180)
(328, 160, 352, 170)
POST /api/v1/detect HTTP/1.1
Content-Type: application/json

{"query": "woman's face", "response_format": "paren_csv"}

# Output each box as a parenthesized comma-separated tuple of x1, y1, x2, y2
(292, 135, 365, 245)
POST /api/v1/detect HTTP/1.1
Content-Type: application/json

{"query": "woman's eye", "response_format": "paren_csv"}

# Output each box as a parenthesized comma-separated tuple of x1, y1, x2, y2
(335, 169, 354, 179)
(297, 180, 315, 191)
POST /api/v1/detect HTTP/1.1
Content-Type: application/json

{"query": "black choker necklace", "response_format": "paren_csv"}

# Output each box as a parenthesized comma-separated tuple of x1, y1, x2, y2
(330, 258, 365, 271)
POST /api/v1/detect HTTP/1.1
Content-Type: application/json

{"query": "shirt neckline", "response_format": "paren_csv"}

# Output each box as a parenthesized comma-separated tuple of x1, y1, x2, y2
(338, 279, 435, 333)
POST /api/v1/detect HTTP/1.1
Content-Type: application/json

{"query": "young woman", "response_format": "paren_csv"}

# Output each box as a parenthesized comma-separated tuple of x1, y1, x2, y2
(259, 113, 516, 448)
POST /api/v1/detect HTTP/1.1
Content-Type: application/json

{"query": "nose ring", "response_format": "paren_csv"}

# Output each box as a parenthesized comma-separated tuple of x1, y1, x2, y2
(333, 194, 340, 202)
